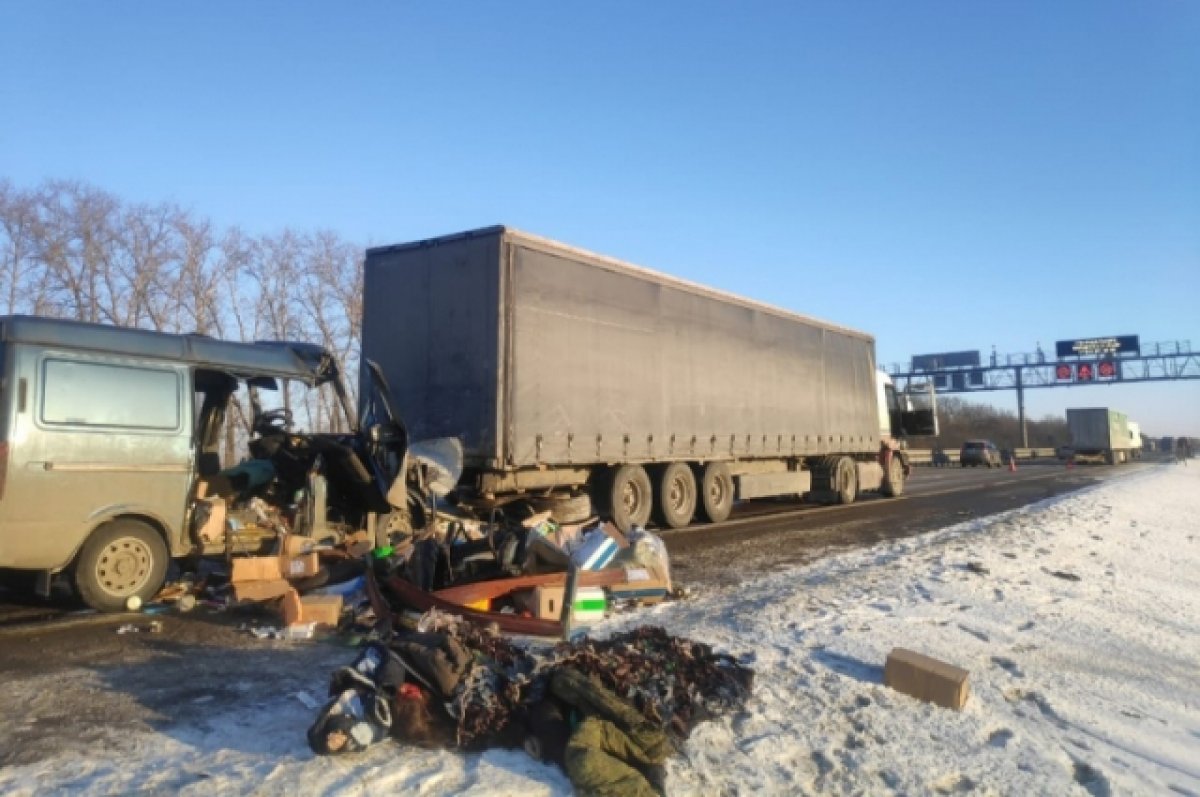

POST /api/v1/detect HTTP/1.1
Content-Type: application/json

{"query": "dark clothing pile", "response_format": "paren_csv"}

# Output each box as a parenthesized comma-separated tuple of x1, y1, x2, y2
(307, 622, 753, 795)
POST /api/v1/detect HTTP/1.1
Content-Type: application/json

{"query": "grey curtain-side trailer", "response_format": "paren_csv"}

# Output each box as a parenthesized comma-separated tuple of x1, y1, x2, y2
(362, 226, 933, 531)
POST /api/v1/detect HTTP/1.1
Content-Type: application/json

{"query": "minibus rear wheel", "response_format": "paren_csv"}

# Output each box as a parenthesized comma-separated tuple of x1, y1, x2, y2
(74, 519, 169, 612)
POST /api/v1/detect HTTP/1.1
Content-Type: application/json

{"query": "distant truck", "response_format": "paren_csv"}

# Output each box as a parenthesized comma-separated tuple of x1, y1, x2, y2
(1126, 421, 1144, 460)
(1066, 408, 1139, 464)
(362, 226, 937, 531)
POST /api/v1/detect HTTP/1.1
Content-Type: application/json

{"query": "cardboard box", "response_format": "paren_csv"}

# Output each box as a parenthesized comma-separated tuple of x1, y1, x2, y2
(280, 588, 303, 626)
(519, 585, 607, 621)
(281, 534, 317, 557)
(343, 530, 374, 558)
(884, 648, 970, 710)
(232, 578, 293, 603)
(607, 574, 669, 605)
(283, 552, 321, 579)
(299, 594, 343, 627)
(570, 524, 628, 571)
(281, 590, 343, 627)
(230, 555, 284, 583)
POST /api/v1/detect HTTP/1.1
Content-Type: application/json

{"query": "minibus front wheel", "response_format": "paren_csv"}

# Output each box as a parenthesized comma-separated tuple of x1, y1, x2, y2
(74, 519, 169, 612)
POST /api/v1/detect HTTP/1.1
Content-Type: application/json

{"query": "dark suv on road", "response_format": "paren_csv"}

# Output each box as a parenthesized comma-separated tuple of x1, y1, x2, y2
(960, 439, 1002, 468)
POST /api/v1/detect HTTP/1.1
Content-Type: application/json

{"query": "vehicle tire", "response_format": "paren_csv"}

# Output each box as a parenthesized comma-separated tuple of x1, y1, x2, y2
(653, 462, 697, 529)
(834, 456, 858, 505)
(530, 492, 595, 524)
(698, 461, 734, 524)
(74, 519, 169, 612)
(880, 453, 905, 497)
(606, 465, 653, 532)
(960, 462, 967, 468)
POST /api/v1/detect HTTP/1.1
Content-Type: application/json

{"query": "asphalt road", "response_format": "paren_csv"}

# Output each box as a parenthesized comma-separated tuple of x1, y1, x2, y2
(664, 458, 1148, 587)
(0, 458, 1136, 629)
(0, 457, 1156, 769)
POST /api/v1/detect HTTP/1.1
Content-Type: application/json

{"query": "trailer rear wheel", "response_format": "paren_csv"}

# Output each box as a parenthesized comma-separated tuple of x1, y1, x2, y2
(654, 462, 697, 529)
(881, 453, 905, 497)
(607, 465, 653, 532)
(698, 462, 734, 524)
(834, 457, 858, 505)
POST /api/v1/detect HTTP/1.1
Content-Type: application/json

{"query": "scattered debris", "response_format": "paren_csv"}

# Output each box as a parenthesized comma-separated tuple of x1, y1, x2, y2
(241, 622, 317, 641)
(116, 621, 162, 635)
(306, 617, 753, 797)
(965, 561, 990, 576)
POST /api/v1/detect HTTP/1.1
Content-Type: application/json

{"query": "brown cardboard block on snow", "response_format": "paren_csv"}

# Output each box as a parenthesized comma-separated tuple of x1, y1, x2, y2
(231, 555, 284, 583)
(232, 578, 293, 603)
(281, 589, 342, 627)
(884, 648, 970, 710)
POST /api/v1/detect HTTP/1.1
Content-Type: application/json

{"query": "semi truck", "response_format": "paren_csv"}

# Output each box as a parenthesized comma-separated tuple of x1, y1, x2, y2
(361, 226, 936, 531)
(1066, 408, 1139, 464)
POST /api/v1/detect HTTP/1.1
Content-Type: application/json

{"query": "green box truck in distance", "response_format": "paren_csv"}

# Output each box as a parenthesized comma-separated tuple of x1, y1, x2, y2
(1066, 407, 1139, 465)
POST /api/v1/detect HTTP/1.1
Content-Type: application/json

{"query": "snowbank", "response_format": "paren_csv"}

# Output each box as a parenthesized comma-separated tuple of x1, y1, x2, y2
(2, 463, 1198, 796)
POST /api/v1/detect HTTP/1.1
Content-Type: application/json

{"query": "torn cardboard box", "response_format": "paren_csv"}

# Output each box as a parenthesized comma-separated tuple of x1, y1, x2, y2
(231, 555, 283, 583)
(281, 534, 317, 557)
(884, 648, 970, 710)
(232, 578, 293, 603)
(517, 585, 607, 621)
(283, 552, 320, 579)
(570, 522, 629, 571)
(606, 569, 669, 605)
(282, 590, 344, 628)
(230, 552, 321, 584)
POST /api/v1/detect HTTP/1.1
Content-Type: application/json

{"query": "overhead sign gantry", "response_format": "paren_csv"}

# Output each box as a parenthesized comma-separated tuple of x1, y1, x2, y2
(888, 335, 1198, 446)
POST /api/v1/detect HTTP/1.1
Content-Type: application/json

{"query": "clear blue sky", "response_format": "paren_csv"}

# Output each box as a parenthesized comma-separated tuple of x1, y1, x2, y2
(3, 2, 1198, 436)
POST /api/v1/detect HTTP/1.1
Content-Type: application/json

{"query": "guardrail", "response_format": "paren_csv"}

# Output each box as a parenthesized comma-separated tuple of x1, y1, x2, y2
(908, 448, 1057, 466)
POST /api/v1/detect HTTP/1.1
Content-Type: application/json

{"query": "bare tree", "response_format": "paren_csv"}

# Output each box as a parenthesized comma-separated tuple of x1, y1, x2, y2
(171, 212, 221, 336)
(119, 200, 187, 331)
(31, 180, 123, 323)
(298, 230, 362, 432)
(0, 180, 41, 314)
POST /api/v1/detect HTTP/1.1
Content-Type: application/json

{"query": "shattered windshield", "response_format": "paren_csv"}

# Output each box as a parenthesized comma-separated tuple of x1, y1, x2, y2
(248, 378, 351, 436)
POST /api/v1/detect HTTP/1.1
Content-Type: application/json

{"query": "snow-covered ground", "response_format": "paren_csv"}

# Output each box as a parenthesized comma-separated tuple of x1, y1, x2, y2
(3, 462, 1198, 796)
